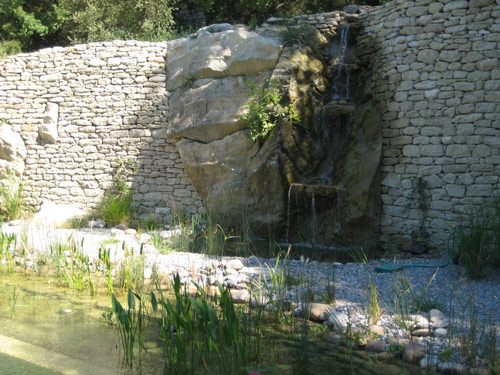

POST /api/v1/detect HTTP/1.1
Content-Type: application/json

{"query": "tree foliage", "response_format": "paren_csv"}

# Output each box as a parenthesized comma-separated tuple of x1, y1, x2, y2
(58, 0, 177, 43)
(1, 0, 381, 55)
(0, 0, 67, 51)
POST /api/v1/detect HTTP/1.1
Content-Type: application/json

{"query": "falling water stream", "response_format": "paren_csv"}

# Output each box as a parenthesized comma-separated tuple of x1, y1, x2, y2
(332, 24, 351, 101)
(285, 22, 354, 247)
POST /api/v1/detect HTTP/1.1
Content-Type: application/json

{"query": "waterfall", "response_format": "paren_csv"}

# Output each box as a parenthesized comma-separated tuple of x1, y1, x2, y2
(332, 24, 351, 101)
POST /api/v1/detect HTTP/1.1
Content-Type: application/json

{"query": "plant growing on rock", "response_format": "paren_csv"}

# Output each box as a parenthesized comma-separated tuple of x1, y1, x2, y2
(239, 80, 300, 143)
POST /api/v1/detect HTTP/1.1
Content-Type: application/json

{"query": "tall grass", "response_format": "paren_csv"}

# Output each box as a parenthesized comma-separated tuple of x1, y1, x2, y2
(0, 172, 27, 221)
(0, 232, 17, 273)
(99, 192, 133, 226)
(455, 194, 500, 279)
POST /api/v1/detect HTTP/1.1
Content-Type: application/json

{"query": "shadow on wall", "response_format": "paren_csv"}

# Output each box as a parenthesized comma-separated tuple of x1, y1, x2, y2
(0, 40, 203, 226)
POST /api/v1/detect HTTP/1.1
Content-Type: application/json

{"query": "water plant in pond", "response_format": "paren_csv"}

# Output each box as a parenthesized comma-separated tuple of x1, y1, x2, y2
(52, 237, 95, 295)
(98, 246, 114, 295)
(151, 274, 265, 374)
(111, 288, 146, 368)
(117, 242, 144, 291)
(2, 284, 22, 317)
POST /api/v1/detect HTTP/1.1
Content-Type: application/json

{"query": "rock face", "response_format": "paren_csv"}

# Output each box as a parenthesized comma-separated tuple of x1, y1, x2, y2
(166, 28, 281, 142)
(0, 124, 27, 177)
(166, 27, 281, 91)
(167, 28, 286, 230)
(168, 74, 270, 143)
(177, 130, 284, 232)
(331, 101, 382, 245)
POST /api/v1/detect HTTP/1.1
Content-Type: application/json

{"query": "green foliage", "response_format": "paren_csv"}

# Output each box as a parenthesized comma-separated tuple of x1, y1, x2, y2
(52, 237, 95, 295)
(248, 15, 259, 31)
(99, 158, 135, 226)
(189, 0, 275, 25)
(454, 194, 500, 279)
(0, 0, 68, 51)
(58, 0, 177, 43)
(279, 23, 324, 53)
(0, 39, 21, 59)
(112, 288, 146, 368)
(239, 80, 300, 142)
(0, 232, 17, 273)
(0, 171, 27, 221)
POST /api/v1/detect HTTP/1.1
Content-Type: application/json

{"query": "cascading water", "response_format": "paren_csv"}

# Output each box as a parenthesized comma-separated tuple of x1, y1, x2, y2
(284, 21, 357, 248)
(332, 24, 351, 101)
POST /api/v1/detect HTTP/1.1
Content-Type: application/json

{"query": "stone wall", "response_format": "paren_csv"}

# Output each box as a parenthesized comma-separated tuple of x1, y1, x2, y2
(356, 0, 499, 247)
(1, 1, 499, 247)
(0, 40, 203, 219)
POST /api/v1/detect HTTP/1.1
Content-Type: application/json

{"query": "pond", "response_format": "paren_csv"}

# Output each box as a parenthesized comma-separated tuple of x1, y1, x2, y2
(0, 269, 422, 375)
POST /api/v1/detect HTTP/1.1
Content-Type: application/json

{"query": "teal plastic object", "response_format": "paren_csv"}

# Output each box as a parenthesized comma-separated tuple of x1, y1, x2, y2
(374, 227, 457, 273)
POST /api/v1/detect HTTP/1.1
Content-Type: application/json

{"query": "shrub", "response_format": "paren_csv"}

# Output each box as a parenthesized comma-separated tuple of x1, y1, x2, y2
(0, 40, 22, 60)
(239, 80, 300, 142)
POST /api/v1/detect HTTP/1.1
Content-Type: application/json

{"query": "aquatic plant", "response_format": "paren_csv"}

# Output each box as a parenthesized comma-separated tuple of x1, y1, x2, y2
(53, 237, 95, 295)
(151, 274, 264, 374)
(3, 284, 22, 317)
(117, 242, 144, 291)
(98, 246, 114, 295)
(111, 288, 146, 368)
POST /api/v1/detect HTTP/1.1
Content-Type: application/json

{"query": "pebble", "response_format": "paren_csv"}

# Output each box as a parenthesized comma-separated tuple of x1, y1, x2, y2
(403, 342, 426, 363)
(365, 339, 386, 352)
(226, 259, 244, 271)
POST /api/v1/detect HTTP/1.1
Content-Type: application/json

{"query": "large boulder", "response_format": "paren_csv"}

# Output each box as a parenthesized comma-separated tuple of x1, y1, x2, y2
(166, 28, 281, 91)
(167, 74, 270, 143)
(177, 130, 284, 232)
(0, 123, 27, 177)
(165, 28, 281, 143)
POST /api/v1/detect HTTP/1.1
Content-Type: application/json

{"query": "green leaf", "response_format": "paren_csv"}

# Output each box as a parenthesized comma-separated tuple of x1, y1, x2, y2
(151, 292, 158, 312)
(127, 288, 135, 309)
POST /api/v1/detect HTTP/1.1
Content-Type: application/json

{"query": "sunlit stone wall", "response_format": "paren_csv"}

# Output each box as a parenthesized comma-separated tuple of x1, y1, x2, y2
(0, 41, 202, 219)
(357, 0, 499, 247)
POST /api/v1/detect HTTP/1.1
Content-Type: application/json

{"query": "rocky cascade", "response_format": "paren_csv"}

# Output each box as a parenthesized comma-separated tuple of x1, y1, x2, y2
(166, 18, 382, 243)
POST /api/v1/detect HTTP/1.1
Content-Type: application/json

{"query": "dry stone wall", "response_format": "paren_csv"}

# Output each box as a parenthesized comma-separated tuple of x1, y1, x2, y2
(357, 0, 500, 247)
(0, 40, 203, 219)
(1, 1, 499, 248)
